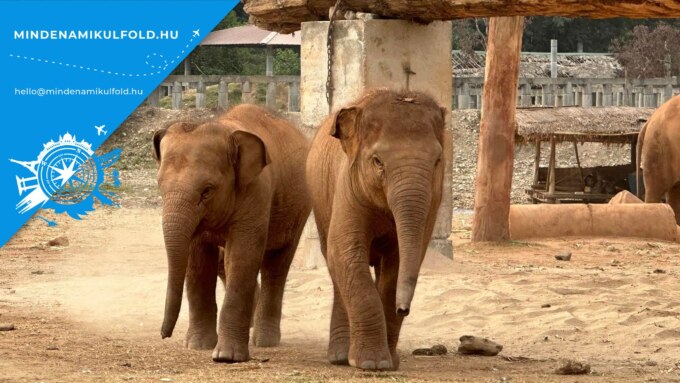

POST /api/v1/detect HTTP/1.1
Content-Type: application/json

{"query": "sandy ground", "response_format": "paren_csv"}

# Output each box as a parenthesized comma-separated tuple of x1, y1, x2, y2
(1, 207, 680, 382)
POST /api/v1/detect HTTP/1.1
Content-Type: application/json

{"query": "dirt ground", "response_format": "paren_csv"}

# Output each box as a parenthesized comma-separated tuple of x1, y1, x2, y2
(1, 206, 679, 383)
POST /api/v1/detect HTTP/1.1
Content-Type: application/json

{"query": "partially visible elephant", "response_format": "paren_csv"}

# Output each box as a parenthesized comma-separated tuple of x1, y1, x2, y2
(305, 89, 447, 371)
(153, 104, 311, 362)
(637, 95, 680, 224)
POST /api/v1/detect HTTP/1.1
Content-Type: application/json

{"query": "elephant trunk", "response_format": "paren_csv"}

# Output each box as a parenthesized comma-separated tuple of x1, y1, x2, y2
(387, 165, 432, 317)
(160, 191, 199, 339)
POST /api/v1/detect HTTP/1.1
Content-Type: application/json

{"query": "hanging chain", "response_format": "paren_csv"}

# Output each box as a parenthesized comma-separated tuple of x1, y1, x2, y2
(326, 0, 342, 108)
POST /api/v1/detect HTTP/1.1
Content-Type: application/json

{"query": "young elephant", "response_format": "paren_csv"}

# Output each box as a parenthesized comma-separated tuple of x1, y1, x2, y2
(306, 89, 447, 371)
(153, 104, 311, 362)
(637, 95, 680, 224)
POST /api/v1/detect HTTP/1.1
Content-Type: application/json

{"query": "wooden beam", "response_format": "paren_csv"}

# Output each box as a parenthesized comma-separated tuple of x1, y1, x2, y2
(471, 16, 524, 242)
(244, 0, 680, 33)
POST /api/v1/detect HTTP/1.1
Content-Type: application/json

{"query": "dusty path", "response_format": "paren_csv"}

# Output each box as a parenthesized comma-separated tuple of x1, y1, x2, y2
(1, 208, 680, 382)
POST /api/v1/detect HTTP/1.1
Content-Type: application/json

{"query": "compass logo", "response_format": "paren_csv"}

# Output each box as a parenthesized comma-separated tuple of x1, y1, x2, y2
(10, 132, 121, 220)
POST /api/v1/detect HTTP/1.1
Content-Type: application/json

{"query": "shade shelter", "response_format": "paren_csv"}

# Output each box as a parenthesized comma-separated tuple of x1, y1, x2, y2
(515, 107, 653, 204)
(199, 24, 300, 76)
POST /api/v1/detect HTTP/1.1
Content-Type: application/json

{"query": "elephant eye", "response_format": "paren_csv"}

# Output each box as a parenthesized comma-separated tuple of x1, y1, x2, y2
(200, 185, 214, 202)
(372, 156, 384, 170)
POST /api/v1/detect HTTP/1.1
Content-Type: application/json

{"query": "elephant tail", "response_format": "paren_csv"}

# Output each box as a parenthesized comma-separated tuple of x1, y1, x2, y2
(636, 121, 648, 199)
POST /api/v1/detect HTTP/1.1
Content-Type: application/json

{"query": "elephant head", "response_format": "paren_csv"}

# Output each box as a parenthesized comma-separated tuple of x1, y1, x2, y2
(330, 91, 447, 316)
(152, 121, 270, 339)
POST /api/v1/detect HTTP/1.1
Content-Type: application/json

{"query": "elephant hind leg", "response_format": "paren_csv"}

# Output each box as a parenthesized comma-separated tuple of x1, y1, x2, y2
(668, 184, 680, 225)
(185, 239, 220, 350)
(252, 241, 298, 347)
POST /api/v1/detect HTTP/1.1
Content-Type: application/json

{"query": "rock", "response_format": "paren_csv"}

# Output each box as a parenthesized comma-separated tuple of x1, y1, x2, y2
(606, 245, 619, 252)
(541, 303, 551, 308)
(46, 346, 59, 351)
(413, 344, 448, 356)
(611, 259, 622, 266)
(653, 269, 666, 274)
(555, 252, 572, 261)
(0, 324, 15, 331)
(48, 236, 69, 247)
(555, 360, 591, 375)
(458, 335, 503, 356)
(645, 360, 658, 367)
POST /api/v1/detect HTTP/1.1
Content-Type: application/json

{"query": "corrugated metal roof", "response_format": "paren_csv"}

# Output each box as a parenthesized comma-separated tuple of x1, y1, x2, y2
(200, 25, 300, 47)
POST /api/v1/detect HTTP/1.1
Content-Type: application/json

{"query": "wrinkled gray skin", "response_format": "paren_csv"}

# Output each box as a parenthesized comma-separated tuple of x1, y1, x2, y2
(154, 104, 310, 363)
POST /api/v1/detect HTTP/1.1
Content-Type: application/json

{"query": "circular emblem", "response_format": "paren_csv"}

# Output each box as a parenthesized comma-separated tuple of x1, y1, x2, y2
(37, 139, 96, 204)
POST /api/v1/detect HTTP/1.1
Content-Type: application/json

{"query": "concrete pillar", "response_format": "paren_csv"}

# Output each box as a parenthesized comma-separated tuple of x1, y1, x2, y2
(582, 83, 593, 107)
(218, 80, 229, 109)
(288, 81, 300, 112)
(616, 91, 623, 106)
(458, 82, 471, 109)
(520, 84, 532, 106)
(577, 41, 583, 53)
(195, 80, 206, 109)
(300, 19, 454, 264)
(664, 83, 674, 104)
(595, 90, 603, 107)
(550, 39, 558, 79)
(242, 80, 252, 103)
(564, 82, 574, 106)
(542, 84, 553, 106)
(644, 84, 654, 107)
(603, 84, 613, 106)
(575, 87, 582, 106)
(171, 81, 182, 110)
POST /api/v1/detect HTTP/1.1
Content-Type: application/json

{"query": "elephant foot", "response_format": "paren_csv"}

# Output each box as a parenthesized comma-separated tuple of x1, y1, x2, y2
(184, 329, 217, 350)
(252, 325, 281, 347)
(348, 345, 394, 371)
(212, 340, 250, 363)
(327, 338, 350, 365)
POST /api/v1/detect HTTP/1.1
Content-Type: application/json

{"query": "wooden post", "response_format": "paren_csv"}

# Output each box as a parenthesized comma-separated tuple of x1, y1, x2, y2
(471, 16, 524, 242)
(195, 80, 206, 109)
(184, 58, 191, 76)
(218, 80, 229, 109)
(547, 136, 557, 195)
(533, 140, 541, 186)
(550, 39, 558, 79)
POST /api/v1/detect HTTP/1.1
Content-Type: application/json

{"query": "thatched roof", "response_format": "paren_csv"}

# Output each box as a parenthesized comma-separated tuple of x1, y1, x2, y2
(515, 107, 653, 144)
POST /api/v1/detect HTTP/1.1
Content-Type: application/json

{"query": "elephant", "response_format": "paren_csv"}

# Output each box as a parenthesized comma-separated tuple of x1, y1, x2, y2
(305, 89, 447, 371)
(636, 94, 680, 224)
(153, 104, 311, 362)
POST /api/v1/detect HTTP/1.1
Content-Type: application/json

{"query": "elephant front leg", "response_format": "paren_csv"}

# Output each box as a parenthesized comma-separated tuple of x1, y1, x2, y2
(668, 185, 680, 225)
(328, 282, 350, 365)
(328, 242, 392, 370)
(376, 253, 404, 370)
(185, 239, 219, 350)
(212, 225, 266, 363)
(251, 243, 297, 347)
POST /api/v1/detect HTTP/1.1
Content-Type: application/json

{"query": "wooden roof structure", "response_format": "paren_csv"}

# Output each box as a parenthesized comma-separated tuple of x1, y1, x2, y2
(514, 107, 653, 144)
(243, 0, 680, 33)
(199, 25, 300, 47)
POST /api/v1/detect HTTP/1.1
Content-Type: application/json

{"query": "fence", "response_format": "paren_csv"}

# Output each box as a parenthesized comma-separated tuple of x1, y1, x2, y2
(454, 77, 679, 110)
(147, 75, 679, 111)
(147, 74, 300, 112)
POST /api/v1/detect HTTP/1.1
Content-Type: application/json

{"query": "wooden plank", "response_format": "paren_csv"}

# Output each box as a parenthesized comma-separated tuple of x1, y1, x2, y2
(471, 16, 524, 242)
(244, 0, 680, 33)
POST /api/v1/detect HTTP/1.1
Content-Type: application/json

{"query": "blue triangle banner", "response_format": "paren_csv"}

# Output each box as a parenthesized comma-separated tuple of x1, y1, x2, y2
(0, 0, 239, 246)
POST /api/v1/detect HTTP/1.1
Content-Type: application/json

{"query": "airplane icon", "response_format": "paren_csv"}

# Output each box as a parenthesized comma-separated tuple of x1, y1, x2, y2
(192, 29, 200, 38)
(95, 125, 107, 136)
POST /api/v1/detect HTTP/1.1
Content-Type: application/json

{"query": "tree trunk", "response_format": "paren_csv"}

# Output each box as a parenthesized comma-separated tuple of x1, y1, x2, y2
(243, 0, 680, 33)
(471, 16, 524, 242)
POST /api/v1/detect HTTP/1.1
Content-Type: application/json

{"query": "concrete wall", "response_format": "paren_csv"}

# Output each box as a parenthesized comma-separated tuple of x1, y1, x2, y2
(300, 19, 454, 265)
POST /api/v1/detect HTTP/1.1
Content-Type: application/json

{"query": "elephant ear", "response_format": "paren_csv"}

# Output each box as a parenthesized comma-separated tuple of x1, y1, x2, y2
(229, 130, 271, 188)
(152, 128, 167, 163)
(329, 106, 362, 163)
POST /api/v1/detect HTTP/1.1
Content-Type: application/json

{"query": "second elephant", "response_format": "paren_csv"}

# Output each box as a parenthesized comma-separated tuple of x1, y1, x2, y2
(305, 89, 448, 371)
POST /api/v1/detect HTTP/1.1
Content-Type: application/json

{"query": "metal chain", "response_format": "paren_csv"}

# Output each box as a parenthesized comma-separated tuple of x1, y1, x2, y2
(326, 0, 342, 108)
